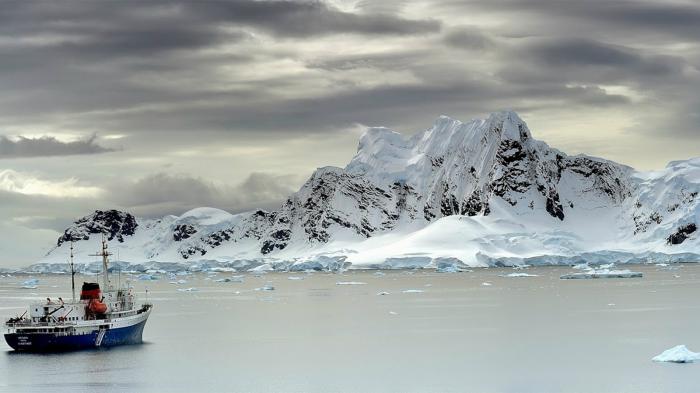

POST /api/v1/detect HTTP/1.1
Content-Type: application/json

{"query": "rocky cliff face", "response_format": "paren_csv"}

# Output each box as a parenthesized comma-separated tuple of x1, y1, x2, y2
(44, 111, 699, 267)
(57, 210, 138, 246)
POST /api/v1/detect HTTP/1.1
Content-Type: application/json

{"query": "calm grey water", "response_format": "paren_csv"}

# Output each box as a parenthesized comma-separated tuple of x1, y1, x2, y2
(1, 265, 699, 393)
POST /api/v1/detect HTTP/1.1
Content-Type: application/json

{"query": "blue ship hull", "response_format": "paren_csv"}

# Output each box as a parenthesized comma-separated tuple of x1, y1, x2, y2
(4, 318, 147, 352)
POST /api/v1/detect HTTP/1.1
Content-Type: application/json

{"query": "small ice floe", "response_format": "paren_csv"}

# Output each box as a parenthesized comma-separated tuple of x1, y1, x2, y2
(402, 289, 424, 293)
(177, 287, 198, 292)
(377, 291, 390, 296)
(572, 263, 590, 270)
(287, 276, 304, 280)
(607, 303, 616, 306)
(482, 282, 492, 286)
(336, 281, 367, 285)
(255, 285, 275, 291)
(22, 278, 39, 286)
(389, 311, 398, 315)
(373, 271, 386, 277)
(215, 278, 232, 283)
(21, 285, 38, 289)
(655, 263, 669, 267)
(501, 272, 539, 278)
(137, 274, 158, 281)
(652, 345, 700, 363)
(169, 279, 187, 285)
(512, 264, 532, 270)
(560, 269, 642, 280)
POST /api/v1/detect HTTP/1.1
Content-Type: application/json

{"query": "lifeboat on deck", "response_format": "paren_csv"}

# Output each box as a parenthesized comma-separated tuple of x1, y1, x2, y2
(88, 299, 108, 314)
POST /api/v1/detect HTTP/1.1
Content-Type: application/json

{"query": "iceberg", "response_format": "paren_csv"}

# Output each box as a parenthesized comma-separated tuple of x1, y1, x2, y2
(501, 272, 538, 278)
(22, 278, 39, 286)
(336, 281, 367, 285)
(177, 287, 198, 292)
(652, 345, 700, 363)
(560, 269, 643, 279)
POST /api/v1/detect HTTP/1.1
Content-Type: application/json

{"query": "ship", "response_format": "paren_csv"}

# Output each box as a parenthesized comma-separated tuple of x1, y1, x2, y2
(4, 236, 152, 352)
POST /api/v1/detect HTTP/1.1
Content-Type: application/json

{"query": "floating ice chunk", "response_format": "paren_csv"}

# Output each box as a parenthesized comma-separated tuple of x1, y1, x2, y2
(21, 285, 38, 289)
(572, 263, 590, 270)
(177, 287, 198, 292)
(22, 278, 39, 286)
(373, 271, 386, 277)
(389, 311, 398, 315)
(287, 276, 304, 280)
(255, 284, 275, 291)
(402, 289, 424, 293)
(377, 291, 390, 295)
(137, 274, 158, 281)
(501, 273, 538, 278)
(655, 263, 669, 267)
(336, 281, 367, 285)
(652, 345, 700, 363)
(215, 278, 232, 282)
(230, 276, 245, 283)
(482, 282, 492, 286)
(560, 269, 642, 279)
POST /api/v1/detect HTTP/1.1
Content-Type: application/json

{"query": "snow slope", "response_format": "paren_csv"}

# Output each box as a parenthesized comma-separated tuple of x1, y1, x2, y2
(37, 111, 700, 271)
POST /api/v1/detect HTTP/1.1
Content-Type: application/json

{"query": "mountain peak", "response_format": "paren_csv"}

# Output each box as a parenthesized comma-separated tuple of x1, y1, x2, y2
(485, 110, 531, 141)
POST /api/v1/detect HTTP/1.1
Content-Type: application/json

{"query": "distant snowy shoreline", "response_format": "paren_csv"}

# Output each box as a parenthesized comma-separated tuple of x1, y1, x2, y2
(10, 251, 700, 275)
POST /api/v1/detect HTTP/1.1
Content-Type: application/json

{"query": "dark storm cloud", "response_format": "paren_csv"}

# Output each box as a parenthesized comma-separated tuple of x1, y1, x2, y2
(0, 134, 113, 158)
(0, 0, 440, 50)
(443, 26, 495, 50)
(180, 1, 441, 37)
(439, 0, 700, 40)
(526, 39, 684, 76)
(113, 172, 300, 217)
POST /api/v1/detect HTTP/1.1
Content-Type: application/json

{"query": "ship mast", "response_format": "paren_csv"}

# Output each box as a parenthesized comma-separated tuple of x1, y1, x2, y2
(89, 233, 112, 291)
(70, 240, 76, 302)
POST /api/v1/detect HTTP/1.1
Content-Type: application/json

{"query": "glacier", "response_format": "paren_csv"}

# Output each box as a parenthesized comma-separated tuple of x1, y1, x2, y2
(31, 110, 699, 272)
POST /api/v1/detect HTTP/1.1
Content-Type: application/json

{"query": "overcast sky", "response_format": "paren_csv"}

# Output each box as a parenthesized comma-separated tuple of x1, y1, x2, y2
(1, 0, 698, 266)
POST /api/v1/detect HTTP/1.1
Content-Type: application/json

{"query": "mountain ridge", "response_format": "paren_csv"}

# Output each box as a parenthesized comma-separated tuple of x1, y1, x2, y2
(37, 111, 699, 271)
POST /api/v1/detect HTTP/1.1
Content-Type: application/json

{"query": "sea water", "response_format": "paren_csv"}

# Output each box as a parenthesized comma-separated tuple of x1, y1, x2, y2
(1, 264, 699, 392)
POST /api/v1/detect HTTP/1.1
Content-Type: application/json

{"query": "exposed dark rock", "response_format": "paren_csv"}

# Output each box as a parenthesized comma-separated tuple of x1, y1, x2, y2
(667, 223, 697, 245)
(173, 224, 197, 241)
(58, 210, 137, 246)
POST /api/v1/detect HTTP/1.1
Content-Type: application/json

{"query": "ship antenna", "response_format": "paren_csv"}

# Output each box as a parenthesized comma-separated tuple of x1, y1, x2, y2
(70, 240, 76, 303)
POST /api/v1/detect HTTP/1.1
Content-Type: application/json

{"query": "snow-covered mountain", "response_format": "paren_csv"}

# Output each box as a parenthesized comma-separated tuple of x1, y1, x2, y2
(37, 111, 699, 271)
